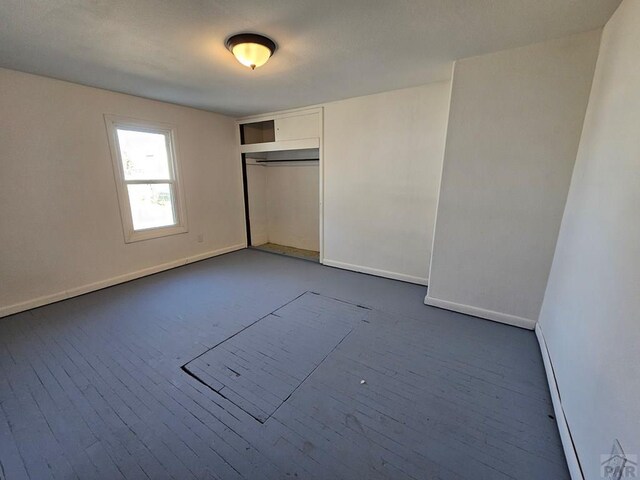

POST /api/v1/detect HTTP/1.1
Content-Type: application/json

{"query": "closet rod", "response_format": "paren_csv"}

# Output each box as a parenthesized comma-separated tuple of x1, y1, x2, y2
(254, 158, 319, 163)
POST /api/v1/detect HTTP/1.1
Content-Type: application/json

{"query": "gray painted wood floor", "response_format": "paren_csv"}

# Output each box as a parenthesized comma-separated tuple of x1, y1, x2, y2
(0, 249, 569, 479)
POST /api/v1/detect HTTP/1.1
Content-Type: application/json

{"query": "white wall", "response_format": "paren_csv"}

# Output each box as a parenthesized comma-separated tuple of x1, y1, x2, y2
(425, 31, 601, 328)
(323, 82, 450, 285)
(246, 163, 320, 251)
(0, 68, 246, 316)
(266, 164, 319, 251)
(538, 1, 640, 477)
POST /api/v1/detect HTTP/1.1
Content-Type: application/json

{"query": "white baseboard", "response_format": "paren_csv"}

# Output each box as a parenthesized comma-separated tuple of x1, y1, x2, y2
(0, 243, 246, 319)
(322, 259, 428, 286)
(535, 324, 583, 480)
(423, 294, 536, 330)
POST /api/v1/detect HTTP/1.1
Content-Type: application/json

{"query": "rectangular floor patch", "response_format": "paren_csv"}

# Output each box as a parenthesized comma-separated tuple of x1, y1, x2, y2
(183, 292, 370, 422)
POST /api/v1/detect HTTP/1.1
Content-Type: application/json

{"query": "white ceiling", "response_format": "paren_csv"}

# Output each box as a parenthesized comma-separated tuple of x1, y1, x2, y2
(0, 0, 620, 116)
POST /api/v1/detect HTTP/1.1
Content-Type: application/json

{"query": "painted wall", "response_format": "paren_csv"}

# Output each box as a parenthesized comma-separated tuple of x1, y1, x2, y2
(246, 163, 319, 251)
(323, 82, 451, 285)
(538, 1, 640, 477)
(266, 164, 319, 251)
(425, 31, 601, 327)
(0, 68, 246, 316)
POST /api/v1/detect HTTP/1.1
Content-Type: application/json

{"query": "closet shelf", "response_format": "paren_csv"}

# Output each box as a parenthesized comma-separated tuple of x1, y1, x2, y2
(240, 138, 319, 154)
(245, 147, 319, 164)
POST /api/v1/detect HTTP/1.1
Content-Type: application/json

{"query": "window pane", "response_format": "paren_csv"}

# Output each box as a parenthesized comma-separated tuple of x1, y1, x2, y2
(127, 183, 176, 230)
(117, 129, 171, 180)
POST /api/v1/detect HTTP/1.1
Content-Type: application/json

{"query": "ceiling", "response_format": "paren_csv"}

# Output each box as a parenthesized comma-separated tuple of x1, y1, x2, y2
(0, 0, 621, 117)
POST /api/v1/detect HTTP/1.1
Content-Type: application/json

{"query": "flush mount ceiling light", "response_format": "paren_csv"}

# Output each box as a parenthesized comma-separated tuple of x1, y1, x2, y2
(225, 33, 277, 70)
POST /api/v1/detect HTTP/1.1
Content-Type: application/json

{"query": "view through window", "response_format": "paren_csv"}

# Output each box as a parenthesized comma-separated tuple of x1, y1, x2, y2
(116, 129, 176, 230)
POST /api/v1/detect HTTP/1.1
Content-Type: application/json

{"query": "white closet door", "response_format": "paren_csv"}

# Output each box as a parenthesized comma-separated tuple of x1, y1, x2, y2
(274, 113, 319, 142)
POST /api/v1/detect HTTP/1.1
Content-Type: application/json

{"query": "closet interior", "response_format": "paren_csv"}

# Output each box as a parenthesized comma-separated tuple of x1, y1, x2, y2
(239, 109, 321, 262)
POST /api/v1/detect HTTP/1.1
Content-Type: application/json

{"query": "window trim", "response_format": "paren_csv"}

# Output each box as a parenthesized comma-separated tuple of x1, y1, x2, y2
(104, 114, 188, 243)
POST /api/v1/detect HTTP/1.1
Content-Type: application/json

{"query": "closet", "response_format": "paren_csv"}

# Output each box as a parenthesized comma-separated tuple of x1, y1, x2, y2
(239, 109, 322, 262)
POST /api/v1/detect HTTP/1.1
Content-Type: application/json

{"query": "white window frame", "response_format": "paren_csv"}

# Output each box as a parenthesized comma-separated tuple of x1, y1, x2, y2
(104, 114, 188, 243)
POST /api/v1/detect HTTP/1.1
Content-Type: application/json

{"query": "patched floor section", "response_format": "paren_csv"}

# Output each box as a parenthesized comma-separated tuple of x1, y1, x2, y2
(182, 292, 370, 422)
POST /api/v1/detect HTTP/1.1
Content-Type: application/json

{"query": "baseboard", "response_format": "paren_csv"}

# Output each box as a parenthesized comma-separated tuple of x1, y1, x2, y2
(535, 324, 583, 480)
(423, 294, 536, 330)
(0, 243, 246, 319)
(322, 259, 428, 286)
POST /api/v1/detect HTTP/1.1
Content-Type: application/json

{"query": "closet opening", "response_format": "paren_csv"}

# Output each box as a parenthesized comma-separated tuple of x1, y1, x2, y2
(238, 109, 322, 263)
(243, 148, 320, 262)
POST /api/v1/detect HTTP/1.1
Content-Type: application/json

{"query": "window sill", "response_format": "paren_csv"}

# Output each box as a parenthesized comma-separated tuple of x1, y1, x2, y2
(124, 224, 188, 243)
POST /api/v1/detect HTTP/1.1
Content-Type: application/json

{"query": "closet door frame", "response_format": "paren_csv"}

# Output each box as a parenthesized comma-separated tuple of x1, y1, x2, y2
(236, 107, 324, 263)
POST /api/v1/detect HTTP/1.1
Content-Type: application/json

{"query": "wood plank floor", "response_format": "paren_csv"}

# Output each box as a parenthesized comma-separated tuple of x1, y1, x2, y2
(0, 249, 568, 479)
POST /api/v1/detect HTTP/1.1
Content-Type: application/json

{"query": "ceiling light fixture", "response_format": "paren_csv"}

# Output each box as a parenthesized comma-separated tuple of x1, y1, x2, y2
(225, 33, 277, 70)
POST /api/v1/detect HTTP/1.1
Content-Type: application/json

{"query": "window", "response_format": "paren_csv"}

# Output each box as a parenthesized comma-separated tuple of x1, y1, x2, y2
(105, 115, 188, 242)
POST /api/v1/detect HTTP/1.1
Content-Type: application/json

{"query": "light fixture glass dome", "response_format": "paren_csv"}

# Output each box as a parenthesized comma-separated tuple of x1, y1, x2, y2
(226, 33, 276, 70)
